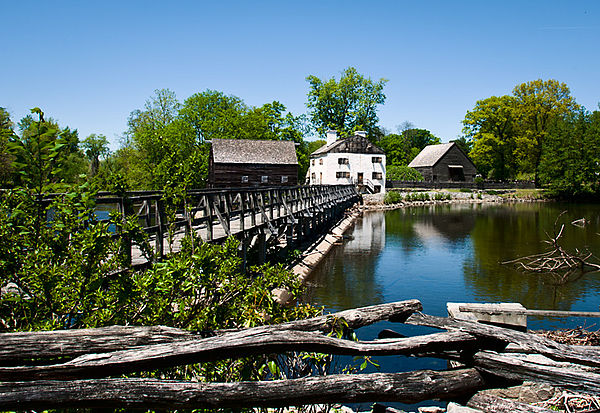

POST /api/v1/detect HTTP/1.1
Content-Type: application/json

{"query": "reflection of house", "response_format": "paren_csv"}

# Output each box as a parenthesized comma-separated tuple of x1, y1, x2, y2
(408, 142, 477, 182)
(308, 130, 386, 193)
(209, 139, 298, 188)
(346, 212, 386, 253)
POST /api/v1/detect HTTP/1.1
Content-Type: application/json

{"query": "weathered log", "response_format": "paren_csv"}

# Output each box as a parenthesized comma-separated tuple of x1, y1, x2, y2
(1, 330, 475, 380)
(406, 312, 600, 367)
(473, 351, 600, 394)
(0, 368, 485, 409)
(0, 325, 193, 363)
(467, 393, 554, 412)
(0, 299, 422, 363)
(458, 305, 600, 319)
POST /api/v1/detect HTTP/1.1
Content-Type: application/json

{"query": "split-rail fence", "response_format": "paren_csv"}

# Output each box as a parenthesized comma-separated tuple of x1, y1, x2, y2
(2, 299, 599, 411)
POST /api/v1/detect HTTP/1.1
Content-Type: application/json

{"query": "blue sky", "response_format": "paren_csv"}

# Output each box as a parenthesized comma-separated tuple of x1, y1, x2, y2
(3, 1, 599, 150)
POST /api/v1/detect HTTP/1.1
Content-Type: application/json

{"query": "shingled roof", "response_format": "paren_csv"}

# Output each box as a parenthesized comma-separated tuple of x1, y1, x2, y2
(211, 139, 298, 165)
(408, 143, 455, 168)
(310, 134, 384, 156)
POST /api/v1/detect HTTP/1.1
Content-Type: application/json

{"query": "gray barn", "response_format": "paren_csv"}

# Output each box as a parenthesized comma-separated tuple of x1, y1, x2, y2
(408, 142, 477, 182)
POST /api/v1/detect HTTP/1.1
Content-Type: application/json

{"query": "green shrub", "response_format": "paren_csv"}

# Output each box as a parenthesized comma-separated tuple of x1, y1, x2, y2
(434, 192, 452, 201)
(384, 190, 403, 204)
(459, 188, 473, 193)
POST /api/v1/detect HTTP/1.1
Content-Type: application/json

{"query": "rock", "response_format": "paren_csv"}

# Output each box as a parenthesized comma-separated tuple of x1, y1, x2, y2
(418, 406, 445, 413)
(479, 381, 560, 404)
(446, 402, 482, 413)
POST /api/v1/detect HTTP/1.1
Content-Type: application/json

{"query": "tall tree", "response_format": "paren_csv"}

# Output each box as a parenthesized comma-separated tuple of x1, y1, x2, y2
(81, 134, 110, 177)
(306, 67, 387, 139)
(540, 109, 600, 198)
(512, 79, 579, 185)
(0, 108, 16, 187)
(378, 128, 440, 166)
(462, 95, 518, 180)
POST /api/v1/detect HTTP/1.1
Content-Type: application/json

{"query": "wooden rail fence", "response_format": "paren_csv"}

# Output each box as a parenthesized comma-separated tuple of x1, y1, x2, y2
(2, 299, 599, 410)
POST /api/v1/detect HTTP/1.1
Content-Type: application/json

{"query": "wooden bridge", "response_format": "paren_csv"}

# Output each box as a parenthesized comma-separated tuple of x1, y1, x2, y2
(91, 185, 360, 267)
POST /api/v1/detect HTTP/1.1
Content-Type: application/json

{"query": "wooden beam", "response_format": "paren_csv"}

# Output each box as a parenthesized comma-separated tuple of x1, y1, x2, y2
(0, 368, 485, 409)
(458, 305, 600, 319)
(406, 312, 600, 367)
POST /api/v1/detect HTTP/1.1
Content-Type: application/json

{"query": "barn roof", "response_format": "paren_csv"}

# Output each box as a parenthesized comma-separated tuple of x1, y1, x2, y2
(408, 142, 455, 168)
(310, 134, 385, 156)
(211, 139, 298, 165)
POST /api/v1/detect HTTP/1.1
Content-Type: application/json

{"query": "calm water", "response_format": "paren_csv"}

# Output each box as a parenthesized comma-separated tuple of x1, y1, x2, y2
(306, 202, 600, 408)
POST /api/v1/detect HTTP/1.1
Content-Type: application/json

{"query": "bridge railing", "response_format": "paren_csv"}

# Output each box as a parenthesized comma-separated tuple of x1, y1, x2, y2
(39, 185, 359, 268)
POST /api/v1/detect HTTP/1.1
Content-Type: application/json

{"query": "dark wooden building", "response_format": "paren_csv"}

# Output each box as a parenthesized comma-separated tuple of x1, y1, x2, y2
(209, 139, 298, 188)
(408, 142, 477, 182)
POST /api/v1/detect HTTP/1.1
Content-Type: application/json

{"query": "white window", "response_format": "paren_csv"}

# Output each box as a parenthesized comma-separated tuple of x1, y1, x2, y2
(338, 157, 349, 165)
(261, 176, 268, 184)
(372, 157, 382, 163)
(281, 176, 288, 183)
(241, 175, 249, 183)
(311, 159, 315, 166)
(336, 171, 350, 179)
(372, 172, 383, 180)
(319, 159, 323, 165)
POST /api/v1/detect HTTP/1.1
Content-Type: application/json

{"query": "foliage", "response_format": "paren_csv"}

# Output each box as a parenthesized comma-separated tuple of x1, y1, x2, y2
(0, 108, 16, 187)
(512, 79, 579, 185)
(306, 67, 387, 140)
(378, 128, 440, 166)
(433, 192, 452, 201)
(463, 95, 519, 180)
(9, 109, 87, 192)
(539, 109, 600, 199)
(81, 134, 110, 178)
(384, 190, 403, 204)
(404, 192, 430, 202)
(386, 165, 424, 181)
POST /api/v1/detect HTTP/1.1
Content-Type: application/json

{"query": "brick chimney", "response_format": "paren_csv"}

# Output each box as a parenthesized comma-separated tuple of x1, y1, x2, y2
(326, 130, 338, 145)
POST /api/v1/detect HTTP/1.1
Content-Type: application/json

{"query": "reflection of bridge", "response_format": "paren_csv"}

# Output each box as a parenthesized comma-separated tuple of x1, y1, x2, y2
(93, 185, 360, 268)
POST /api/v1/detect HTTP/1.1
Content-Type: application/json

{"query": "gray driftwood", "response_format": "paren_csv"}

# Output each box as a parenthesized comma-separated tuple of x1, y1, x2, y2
(467, 393, 554, 412)
(1, 330, 473, 380)
(0, 369, 485, 409)
(406, 312, 600, 367)
(473, 351, 600, 394)
(0, 299, 422, 363)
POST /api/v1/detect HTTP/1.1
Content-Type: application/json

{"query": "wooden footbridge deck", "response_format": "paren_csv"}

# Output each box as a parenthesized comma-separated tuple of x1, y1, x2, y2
(94, 185, 360, 267)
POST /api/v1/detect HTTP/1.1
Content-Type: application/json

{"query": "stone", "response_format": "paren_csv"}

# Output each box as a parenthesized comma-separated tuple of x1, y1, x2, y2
(418, 407, 445, 413)
(446, 402, 482, 413)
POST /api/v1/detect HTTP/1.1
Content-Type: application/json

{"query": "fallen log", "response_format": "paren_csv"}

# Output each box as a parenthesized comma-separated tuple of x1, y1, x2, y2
(473, 351, 600, 394)
(0, 368, 485, 409)
(467, 393, 554, 412)
(0, 330, 475, 380)
(406, 312, 600, 367)
(0, 299, 422, 363)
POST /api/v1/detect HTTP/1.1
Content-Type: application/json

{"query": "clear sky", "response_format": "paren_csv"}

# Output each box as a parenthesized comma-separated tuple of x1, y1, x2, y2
(3, 1, 599, 149)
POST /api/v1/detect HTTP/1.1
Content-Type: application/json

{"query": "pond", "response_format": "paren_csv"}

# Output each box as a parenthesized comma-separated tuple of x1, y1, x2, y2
(305, 202, 600, 409)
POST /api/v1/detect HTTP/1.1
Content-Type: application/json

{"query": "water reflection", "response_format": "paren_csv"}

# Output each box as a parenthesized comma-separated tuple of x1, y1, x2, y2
(309, 202, 600, 330)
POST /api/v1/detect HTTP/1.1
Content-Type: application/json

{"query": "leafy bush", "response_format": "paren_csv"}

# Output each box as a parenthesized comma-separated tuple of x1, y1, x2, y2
(459, 188, 473, 193)
(384, 191, 403, 204)
(434, 192, 452, 201)
(386, 165, 424, 181)
(404, 192, 430, 202)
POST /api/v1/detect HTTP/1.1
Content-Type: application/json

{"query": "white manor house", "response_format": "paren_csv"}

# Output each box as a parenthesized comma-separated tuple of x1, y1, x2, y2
(308, 130, 386, 194)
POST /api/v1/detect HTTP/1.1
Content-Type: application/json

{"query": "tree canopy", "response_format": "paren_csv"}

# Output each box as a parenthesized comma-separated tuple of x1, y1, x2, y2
(378, 128, 440, 166)
(306, 67, 387, 140)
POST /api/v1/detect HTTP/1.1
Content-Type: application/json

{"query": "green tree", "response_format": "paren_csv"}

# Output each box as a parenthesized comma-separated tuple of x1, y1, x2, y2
(378, 128, 440, 166)
(540, 109, 600, 198)
(0, 108, 16, 187)
(462, 95, 518, 180)
(512, 79, 579, 185)
(306, 67, 387, 139)
(10, 109, 86, 192)
(81, 134, 110, 177)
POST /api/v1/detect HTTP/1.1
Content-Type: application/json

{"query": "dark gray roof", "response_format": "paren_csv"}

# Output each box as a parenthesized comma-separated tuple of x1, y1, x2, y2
(211, 139, 298, 165)
(408, 143, 455, 168)
(310, 135, 385, 156)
